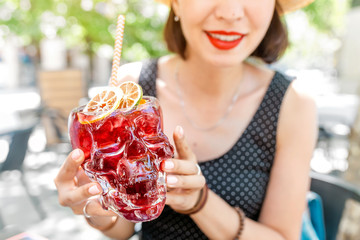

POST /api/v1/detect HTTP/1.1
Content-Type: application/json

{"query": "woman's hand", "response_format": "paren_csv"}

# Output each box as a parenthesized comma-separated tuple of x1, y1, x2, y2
(162, 126, 206, 212)
(54, 149, 115, 218)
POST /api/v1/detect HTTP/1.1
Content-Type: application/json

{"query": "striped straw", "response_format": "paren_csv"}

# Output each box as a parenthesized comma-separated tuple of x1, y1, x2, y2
(110, 14, 126, 87)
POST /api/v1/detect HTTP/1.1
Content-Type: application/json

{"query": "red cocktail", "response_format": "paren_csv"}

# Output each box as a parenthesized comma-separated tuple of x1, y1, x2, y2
(68, 96, 174, 222)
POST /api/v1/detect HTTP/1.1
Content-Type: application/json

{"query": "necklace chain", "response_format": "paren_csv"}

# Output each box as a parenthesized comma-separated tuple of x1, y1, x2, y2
(174, 61, 242, 131)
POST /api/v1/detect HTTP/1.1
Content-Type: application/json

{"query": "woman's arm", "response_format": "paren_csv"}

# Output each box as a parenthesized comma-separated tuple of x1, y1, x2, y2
(256, 82, 318, 239)
(167, 81, 317, 239)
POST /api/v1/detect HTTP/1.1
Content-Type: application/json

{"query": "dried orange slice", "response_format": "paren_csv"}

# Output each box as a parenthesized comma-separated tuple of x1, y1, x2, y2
(118, 81, 143, 111)
(139, 99, 147, 105)
(79, 87, 124, 124)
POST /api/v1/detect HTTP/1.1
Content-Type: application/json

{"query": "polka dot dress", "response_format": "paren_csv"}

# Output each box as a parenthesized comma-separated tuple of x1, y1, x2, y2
(138, 59, 292, 240)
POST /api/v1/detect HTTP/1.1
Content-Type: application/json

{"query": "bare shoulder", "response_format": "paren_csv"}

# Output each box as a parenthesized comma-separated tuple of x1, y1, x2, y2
(277, 79, 318, 147)
(282, 79, 317, 119)
(116, 61, 143, 83)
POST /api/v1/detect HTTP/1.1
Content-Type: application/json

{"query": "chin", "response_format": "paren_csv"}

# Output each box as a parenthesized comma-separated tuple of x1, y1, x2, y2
(205, 53, 246, 68)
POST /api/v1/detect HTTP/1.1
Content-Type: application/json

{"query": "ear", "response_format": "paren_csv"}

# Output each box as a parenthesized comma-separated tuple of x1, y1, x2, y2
(171, 0, 180, 17)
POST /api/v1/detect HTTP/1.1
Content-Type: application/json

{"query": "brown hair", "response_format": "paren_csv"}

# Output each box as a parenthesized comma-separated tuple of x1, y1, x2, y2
(163, 4, 288, 64)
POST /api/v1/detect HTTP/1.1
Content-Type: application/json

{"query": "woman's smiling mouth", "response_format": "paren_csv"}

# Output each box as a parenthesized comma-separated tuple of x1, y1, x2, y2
(205, 30, 245, 50)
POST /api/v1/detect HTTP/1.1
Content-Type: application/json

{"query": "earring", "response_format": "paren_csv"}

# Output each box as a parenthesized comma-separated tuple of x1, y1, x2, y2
(174, 15, 180, 22)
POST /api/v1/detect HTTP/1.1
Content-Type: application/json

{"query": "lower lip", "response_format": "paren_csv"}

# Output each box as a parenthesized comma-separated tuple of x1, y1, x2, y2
(205, 33, 244, 50)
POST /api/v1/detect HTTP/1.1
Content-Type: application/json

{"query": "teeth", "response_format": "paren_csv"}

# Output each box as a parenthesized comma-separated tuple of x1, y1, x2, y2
(208, 33, 242, 42)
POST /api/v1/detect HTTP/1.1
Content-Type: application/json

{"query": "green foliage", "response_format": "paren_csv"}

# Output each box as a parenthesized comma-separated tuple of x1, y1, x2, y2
(0, 0, 168, 61)
(352, 0, 360, 7)
(0, 0, 353, 62)
(121, 1, 168, 61)
(303, 0, 351, 34)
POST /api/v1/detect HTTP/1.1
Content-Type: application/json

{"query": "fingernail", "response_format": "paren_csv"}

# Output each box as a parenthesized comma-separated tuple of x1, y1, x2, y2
(167, 175, 178, 185)
(176, 126, 184, 138)
(164, 160, 174, 170)
(72, 149, 81, 161)
(89, 185, 101, 195)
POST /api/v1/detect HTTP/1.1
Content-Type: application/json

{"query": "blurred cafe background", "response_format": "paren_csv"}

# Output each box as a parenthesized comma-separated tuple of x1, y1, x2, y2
(0, 0, 360, 239)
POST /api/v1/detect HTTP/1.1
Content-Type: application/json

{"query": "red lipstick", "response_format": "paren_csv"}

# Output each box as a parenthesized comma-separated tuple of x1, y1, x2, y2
(205, 30, 245, 50)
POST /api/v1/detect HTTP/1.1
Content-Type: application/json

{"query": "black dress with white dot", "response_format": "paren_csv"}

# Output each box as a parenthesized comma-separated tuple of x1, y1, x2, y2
(138, 59, 292, 240)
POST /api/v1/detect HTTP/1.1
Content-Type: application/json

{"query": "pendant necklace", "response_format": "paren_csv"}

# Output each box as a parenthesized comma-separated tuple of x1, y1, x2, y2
(174, 61, 242, 131)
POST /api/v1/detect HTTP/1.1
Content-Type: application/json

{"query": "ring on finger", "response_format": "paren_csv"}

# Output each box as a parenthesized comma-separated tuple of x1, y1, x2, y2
(195, 163, 201, 175)
(83, 200, 92, 218)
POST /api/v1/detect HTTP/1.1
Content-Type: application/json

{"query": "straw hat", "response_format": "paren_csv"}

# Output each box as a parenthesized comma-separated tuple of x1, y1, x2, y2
(155, 0, 315, 14)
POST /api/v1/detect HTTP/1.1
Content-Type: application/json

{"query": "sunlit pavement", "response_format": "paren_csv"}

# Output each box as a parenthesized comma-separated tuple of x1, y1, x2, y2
(0, 126, 139, 240)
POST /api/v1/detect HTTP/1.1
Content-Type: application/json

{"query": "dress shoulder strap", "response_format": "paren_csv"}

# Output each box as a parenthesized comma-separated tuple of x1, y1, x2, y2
(138, 58, 159, 97)
(247, 71, 293, 151)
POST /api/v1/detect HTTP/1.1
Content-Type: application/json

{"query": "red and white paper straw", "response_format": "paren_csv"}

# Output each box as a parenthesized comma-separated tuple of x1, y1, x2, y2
(109, 14, 125, 87)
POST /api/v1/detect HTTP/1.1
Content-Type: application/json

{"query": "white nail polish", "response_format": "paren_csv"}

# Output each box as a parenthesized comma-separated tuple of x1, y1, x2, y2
(89, 185, 100, 195)
(167, 176, 178, 185)
(177, 126, 184, 138)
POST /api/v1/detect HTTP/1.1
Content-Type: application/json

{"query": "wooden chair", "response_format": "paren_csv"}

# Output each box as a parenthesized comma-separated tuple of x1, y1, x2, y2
(37, 69, 85, 145)
(310, 172, 360, 240)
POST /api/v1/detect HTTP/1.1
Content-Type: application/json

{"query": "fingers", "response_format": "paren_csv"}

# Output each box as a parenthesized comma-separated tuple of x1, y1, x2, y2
(76, 167, 91, 186)
(166, 174, 205, 190)
(82, 198, 116, 217)
(70, 197, 116, 217)
(55, 149, 85, 183)
(54, 149, 115, 218)
(173, 126, 195, 161)
(162, 159, 199, 175)
(167, 126, 205, 191)
(58, 182, 102, 207)
(72, 198, 116, 217)
(166, 190, 200, 210)
(55, 149, 102, 213)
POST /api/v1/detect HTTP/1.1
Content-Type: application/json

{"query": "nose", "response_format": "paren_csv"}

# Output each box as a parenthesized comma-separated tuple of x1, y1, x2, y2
(214, 0, 245, 22)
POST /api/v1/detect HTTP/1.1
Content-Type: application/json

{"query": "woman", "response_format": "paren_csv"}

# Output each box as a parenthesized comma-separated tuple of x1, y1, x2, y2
(54, 0, 318, 239)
